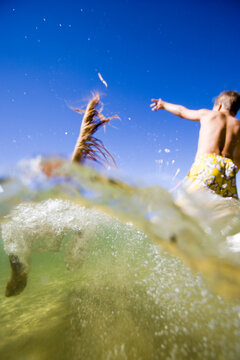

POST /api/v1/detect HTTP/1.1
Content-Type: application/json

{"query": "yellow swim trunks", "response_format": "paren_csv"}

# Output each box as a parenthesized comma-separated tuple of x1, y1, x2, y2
(188, 154, 238, 199)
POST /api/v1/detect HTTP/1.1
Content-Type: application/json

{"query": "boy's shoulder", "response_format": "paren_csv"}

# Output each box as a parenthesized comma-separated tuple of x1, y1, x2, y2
(199, 109, 227, 124)
(198, 108, 212, 119)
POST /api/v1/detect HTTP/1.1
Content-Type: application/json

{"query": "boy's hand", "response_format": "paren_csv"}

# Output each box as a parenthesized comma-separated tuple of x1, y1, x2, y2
(150, 98, 165, 111)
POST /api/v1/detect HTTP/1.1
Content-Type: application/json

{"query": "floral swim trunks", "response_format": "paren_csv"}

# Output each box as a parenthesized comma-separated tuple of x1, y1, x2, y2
(188, 154, 239, 199)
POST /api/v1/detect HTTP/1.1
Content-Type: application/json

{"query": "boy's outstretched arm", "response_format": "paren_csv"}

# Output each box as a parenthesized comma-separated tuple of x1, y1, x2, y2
(150, 98, 205, 121)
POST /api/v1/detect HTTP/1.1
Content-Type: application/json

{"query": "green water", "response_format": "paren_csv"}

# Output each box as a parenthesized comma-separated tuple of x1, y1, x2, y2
(1, 161, 240, 359)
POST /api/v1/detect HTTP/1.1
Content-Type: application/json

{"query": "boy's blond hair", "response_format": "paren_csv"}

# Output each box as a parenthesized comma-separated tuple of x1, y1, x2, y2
(214, 90, 240, 115)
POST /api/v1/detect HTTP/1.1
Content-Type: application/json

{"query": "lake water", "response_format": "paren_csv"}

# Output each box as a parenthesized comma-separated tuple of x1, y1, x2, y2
(0, 160, 240, 360)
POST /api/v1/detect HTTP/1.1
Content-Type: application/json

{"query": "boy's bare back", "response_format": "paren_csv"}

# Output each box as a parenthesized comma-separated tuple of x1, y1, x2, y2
(196, 110, 240, 169)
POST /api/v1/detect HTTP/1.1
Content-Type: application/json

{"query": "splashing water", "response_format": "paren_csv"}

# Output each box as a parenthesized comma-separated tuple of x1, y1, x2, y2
(1, 159, 240, 359)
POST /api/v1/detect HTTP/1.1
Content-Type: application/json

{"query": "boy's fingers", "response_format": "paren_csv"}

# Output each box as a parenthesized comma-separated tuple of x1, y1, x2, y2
(150, 99, 160, 111)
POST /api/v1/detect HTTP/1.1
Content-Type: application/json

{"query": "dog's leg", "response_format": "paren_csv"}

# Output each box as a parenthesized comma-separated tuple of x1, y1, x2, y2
(5, 255, 28, 297)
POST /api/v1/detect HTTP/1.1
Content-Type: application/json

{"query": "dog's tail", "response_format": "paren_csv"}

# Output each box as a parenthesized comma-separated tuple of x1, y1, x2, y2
(71, 93, 118, 167)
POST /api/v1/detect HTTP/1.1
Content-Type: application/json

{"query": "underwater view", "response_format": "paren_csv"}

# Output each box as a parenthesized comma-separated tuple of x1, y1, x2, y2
(1, 161, 240, 360)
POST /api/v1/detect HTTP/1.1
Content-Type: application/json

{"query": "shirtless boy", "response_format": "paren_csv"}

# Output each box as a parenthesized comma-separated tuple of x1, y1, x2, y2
(151, 91, 240, 199)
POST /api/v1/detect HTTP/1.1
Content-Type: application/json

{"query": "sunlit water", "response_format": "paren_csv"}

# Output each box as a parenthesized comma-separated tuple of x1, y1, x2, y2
(1, 159, 240, 360)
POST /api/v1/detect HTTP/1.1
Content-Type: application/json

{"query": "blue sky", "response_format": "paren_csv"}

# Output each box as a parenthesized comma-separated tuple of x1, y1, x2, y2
(0, 0, 240, 188)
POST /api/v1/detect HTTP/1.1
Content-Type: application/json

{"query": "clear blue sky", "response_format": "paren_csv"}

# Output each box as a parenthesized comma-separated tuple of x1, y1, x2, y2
(0, 0, 240, 188)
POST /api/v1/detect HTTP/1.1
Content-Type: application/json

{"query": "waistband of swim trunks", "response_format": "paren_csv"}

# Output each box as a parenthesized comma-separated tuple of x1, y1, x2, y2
(195, 153, 235, 163)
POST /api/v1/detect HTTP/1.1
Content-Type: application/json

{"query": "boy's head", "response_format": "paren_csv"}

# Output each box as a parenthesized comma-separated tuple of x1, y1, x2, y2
(214, 90, 240, 115)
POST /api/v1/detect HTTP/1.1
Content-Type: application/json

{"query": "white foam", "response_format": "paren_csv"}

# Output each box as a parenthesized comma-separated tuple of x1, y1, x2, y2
(1, 199, 108, 269)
